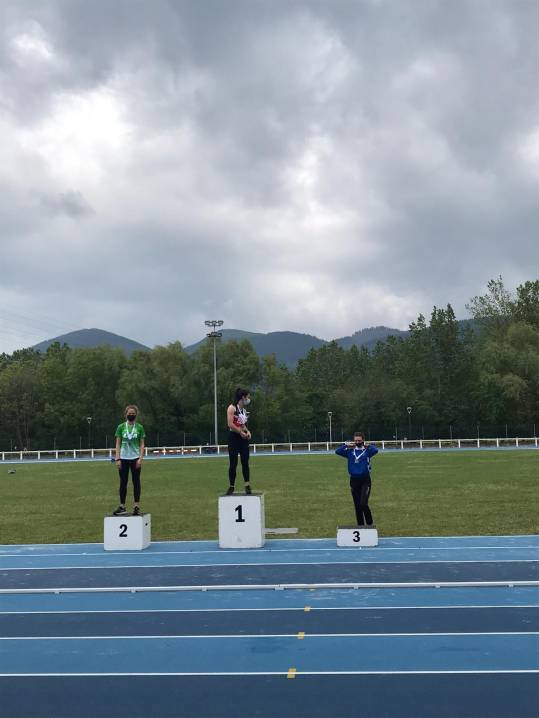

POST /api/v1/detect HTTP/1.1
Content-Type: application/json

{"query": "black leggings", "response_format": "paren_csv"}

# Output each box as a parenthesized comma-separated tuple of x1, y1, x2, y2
(118, 459, 141, 504)
(228, 432, 250, 485)
(350, 476, 373, 526)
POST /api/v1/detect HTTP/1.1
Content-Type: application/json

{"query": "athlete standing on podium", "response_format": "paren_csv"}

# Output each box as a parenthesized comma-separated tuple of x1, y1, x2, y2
(113, 405, 145, 516)
(226, 388, 252, 495)
(335, 431, 378, 526)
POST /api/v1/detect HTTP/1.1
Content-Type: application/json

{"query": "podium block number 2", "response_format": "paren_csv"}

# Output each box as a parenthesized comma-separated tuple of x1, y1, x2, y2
(235, 505, 246, 523)
(119, 523, 128, 537)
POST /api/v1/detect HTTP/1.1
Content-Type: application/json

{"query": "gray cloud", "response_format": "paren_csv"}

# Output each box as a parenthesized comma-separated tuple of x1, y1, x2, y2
(37, 190, 93, 218)
(0, 0, 538, 352)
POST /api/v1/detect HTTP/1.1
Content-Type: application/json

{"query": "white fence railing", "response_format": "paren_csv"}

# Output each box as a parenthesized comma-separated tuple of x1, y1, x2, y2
(0, 437, 538, 462)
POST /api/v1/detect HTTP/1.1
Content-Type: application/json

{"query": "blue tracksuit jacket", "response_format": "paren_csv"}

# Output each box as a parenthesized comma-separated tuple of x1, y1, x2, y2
(335, 443, 378, 478)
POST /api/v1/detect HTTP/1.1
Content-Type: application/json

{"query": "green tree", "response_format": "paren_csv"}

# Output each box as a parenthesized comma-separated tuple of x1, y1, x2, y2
(118, 342, 192, 445)
(65, 346, 127, 447)
(0, 352, 41, 449)
(514, 280, 539, 329)
(476, 322, 539, 429)
(466, 276, 515, 334)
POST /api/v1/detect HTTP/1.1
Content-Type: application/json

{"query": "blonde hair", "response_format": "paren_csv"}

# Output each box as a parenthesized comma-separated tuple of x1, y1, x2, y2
(124, 405, 139, 418)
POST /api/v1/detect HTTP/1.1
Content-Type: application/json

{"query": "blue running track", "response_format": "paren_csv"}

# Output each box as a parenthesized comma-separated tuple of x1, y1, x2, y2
(0, 535, 537, 717)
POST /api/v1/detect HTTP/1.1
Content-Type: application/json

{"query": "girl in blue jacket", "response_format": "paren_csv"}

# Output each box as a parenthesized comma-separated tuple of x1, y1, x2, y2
(335, 431, 378, 526)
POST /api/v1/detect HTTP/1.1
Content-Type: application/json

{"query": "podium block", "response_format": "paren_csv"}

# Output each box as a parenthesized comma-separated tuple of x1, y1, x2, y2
(219, 494, 265, 548)
(104, 514, 151, 551)
(337, 525, 378, 547)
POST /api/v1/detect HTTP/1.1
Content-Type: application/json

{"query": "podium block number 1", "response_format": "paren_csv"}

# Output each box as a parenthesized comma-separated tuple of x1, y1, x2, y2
(235, 505, 246, 523)
(218, 495, 265, 548)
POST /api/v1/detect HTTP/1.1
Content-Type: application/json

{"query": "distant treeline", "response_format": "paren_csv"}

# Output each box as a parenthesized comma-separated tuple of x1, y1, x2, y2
(0, 278, 537, 450)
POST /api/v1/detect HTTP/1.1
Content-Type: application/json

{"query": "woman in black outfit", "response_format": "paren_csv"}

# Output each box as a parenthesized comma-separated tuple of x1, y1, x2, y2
(226, 387, 252, 495)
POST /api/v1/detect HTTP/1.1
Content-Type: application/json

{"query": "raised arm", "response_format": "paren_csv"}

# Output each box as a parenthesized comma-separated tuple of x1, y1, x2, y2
(335, 443, 350, 458)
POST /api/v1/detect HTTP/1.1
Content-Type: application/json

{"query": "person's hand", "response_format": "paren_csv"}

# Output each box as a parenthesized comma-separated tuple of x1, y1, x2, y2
(346, 442, 354, 448)
(136, 458, 142, 469)
(115, 459, 121, 467)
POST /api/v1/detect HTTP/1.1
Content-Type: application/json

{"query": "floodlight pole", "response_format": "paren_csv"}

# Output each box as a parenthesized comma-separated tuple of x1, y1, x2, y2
(86, 416, 92, 449)
(327, 411, 333, 444)
(205, 320, 224, 446)
(406, 406, 412, 439)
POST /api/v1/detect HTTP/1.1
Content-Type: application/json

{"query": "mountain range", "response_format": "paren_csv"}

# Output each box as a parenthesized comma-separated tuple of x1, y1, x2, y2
(32, 329, 150, 356)
(183, 327, 409, 364)
(31, 323, 468, 365)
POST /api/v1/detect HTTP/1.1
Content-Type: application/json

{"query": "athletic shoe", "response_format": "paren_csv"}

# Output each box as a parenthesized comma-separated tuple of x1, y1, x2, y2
(226, 486, 235, 495)
(245, 485, 252, 495)
(113, 505, 127, 516)
(132, 506, 142, 516)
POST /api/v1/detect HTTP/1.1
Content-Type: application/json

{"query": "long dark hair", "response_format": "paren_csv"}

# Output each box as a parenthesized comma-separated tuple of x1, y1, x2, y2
(232, 387, 250, 405)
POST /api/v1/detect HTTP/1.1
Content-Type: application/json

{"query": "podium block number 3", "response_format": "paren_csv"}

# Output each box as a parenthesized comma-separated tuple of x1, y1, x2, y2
(235, 505, 246, 523)
(119, 524, 128, 537)
(353, 530, 360, 542)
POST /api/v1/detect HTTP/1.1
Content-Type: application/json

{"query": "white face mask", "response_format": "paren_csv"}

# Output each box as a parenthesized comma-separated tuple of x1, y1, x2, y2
(243, 398, 251, 406)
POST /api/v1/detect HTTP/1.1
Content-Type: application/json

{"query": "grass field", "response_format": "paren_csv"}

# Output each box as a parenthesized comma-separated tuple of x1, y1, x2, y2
(1, 451, 537, 545)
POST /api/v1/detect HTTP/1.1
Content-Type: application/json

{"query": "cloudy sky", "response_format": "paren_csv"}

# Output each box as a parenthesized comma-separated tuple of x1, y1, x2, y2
(1, 0, 538, 352)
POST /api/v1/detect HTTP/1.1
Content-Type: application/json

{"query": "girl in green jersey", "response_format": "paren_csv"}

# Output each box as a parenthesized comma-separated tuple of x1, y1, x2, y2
(113, 405, 145, 516)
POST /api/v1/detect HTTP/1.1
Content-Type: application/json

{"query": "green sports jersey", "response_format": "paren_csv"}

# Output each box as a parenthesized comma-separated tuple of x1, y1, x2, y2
(115, 422, 146, 460)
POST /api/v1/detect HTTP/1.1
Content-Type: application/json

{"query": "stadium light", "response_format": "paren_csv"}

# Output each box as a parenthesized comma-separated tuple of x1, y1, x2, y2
(327, 411, 333, 444)
(205, 320, 224, 446)
(86, 416, 92, 449)
(406, 406, 412, 439)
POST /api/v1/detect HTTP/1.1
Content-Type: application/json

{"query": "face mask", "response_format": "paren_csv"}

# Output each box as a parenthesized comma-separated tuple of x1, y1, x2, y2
(355, 439, 364, 446)
(127, 414, 136, 422)
(243, 398, 251, 406)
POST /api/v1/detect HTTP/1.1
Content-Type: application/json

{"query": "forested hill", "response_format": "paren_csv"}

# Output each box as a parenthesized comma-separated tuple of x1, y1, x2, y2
(184, 329, 327, 365)
(28, 326, 422, 365)
(336, 320, 477, 351)
(185, 323, 476, 363)
(335, 325, 409, 350)
(32, 329, 150, 356)
(31, 323, 475, 366)
(184, 326, 409, 365)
